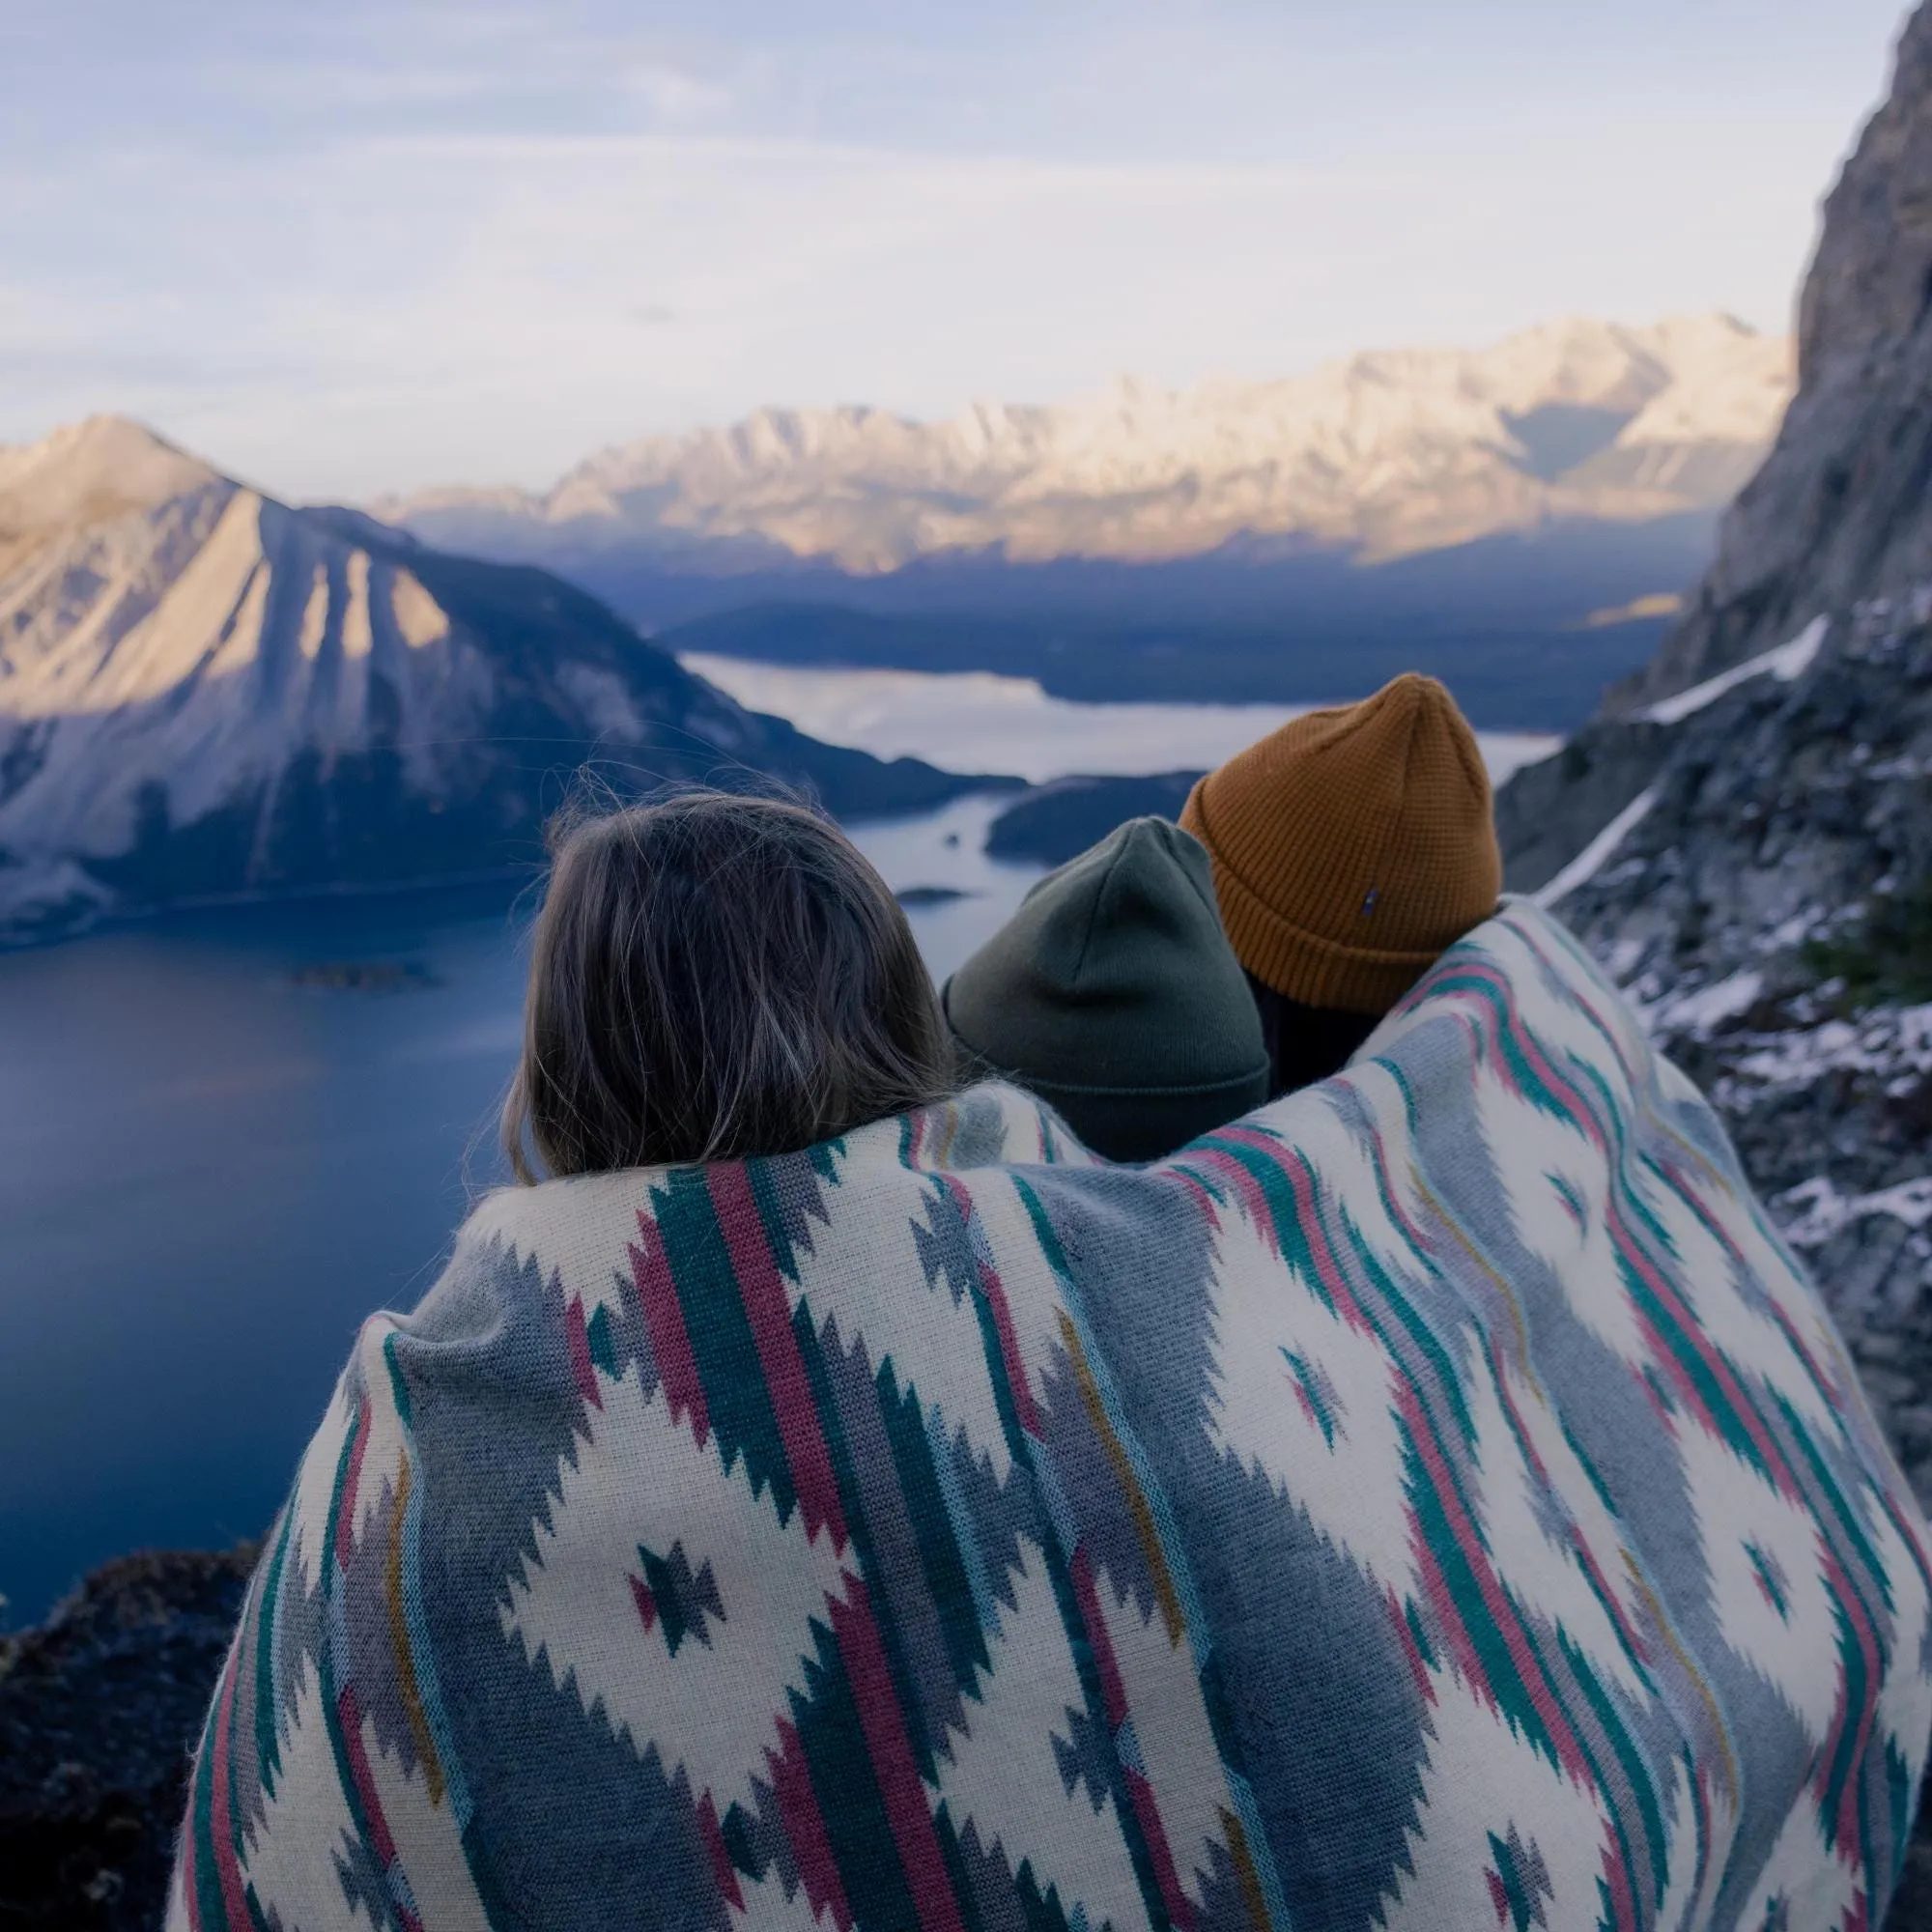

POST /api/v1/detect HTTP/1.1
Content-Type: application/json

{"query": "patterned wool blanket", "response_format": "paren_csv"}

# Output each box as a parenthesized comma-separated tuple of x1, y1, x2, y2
(170, 901, 1932, 1932)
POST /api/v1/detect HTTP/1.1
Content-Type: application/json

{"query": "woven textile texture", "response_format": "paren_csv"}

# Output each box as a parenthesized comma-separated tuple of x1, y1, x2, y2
(169, 902, 1932, 1931)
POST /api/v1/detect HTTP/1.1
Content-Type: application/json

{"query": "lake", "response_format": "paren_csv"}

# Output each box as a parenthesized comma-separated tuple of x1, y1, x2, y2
(0, 793, 1039, 1625)
(0, 669, 1559, 1623)
(680, 653, 1561, 786)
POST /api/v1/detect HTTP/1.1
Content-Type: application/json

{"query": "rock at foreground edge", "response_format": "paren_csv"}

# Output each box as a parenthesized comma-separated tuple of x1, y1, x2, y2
(0, 1548, 254, 1930)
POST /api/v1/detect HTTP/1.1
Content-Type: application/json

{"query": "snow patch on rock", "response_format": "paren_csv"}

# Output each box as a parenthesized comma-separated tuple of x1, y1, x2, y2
(1721, 1005, 1932, 1097)
(1649, 969, 1765, 1038)
(1775, 1175, 1932, 1249)
(1531, 787, 1658, 908)
(1640, 617, 1829, 725)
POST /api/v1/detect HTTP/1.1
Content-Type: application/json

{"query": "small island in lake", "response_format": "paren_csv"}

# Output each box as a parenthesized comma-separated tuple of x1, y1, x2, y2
(894, 885, 974, 908)
(282, 960, 442, 993)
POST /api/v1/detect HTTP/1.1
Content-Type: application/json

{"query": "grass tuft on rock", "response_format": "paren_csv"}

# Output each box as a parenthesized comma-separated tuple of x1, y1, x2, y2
(1803, 875, 1932, 1010)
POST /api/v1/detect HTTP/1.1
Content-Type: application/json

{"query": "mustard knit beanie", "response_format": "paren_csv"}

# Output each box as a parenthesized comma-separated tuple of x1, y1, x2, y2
(1179, 673, 1502, 1014)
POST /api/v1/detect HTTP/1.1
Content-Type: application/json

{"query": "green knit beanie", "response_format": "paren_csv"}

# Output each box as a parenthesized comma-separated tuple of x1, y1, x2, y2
(943, 817, 1270, 1162)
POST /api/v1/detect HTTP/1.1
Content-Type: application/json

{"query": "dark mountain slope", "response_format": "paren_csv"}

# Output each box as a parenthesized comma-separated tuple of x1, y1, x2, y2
(1613, 4, 1932, 714)
(0, 420, 984, 943)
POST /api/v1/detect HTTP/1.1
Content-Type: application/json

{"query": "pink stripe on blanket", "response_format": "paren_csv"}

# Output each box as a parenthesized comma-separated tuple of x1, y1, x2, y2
(1123, 1765, 1196, 1932)
(768, 1717, 854, 1931)
(334, 1394, 371, 1568)
(1822, 1546, 1885, 1861)
(336, 1682, 426, 1932)
(696, 1789, 746, 1911)
(937, 1175, 1041, 1439)
(632, 1211, 710, 1446)
(207, 1641, 254, 1932)
(1396, 1379, 1591, 1789)
(830, 1579, 966, 1932)
(1069, 1548, 1195, 1930)
(564, 1293, 602, 1408)
(708, 1166, 848, 1551)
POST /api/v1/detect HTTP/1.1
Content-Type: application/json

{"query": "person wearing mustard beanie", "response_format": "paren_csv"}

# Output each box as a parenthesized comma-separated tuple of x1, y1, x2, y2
(943, 817, 1269, 1161)
(1180, 671, 1503, 1095)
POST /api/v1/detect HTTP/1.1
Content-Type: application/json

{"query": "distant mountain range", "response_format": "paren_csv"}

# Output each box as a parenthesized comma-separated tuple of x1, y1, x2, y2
(0, 314, 1796, 938)
(0, 418, 978, 943)
(376, 316, 1790, 725)
(384, 313, 1789, 576)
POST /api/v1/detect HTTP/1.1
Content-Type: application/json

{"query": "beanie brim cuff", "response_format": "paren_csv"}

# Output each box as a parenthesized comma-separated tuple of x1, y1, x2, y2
(944, 983, 1271, 1162)
(1212, 859, 1492, 1013)
(1024, 1066, 1271, 1164)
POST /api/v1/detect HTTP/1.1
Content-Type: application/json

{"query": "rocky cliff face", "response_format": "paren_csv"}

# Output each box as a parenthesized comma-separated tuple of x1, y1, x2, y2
(1490, 39, 1932, 1918)
(0, 419, 979, 944)
(1615, 6, 1932, 713)
(1497, 7, 1932, 1519)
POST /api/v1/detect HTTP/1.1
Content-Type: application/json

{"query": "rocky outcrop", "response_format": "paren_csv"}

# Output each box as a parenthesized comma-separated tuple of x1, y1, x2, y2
(1483, 51, 1932, 1923)
(1496, 32, 1932, 1908)
(1504, 609, 1932, 1503)
(0, 1548, 254, 1929)
(1615, 8, 1932, 711)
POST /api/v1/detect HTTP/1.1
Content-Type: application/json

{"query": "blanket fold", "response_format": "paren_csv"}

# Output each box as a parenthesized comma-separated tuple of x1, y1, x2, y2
(170, 901, 1932, 1932)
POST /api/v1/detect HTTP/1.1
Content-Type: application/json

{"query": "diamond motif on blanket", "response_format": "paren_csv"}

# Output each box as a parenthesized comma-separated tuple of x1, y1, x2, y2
(1202, 1196, 1413, 1588)
(1483, 1825, 1553, 1929)
(1677, 1422, 1840, 1744)
(632, 1541, 727, 1657)
(503, 1360, 853, 1811)
(928, 1536, 1153, 1932)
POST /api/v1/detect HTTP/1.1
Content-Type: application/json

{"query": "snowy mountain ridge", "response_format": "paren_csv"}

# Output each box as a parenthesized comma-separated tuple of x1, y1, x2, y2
(384, 313, 1792, 574)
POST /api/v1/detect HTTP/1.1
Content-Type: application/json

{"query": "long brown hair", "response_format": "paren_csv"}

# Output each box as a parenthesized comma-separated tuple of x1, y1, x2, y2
(502, 788, 955, 1179)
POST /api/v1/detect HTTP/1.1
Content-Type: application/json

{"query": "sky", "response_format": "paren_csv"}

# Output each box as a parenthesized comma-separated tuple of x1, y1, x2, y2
(0, 0, 1914, 501)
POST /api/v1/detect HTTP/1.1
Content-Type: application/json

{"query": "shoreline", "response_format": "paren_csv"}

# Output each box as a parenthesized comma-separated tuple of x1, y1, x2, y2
(0, 1548, 256, 1930)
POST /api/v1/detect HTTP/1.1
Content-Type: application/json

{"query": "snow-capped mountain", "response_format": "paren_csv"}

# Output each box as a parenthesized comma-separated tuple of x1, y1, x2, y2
(0, 417, 972, 942)
(385, 314, 1791, 576)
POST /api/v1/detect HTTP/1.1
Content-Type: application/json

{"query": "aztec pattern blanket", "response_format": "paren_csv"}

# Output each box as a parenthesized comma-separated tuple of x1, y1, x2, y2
(170, 901, 1932, 1932)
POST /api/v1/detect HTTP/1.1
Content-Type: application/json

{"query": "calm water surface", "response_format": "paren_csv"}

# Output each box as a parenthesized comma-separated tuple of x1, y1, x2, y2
(0, 795, 1037, 1622)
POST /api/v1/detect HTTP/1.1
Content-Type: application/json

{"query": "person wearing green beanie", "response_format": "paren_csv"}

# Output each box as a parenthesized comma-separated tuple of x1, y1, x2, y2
(942, 816, 1269, 1162)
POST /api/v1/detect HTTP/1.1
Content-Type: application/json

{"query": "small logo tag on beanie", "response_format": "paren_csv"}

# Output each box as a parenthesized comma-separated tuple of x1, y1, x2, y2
(1361, 887, 1380, 917)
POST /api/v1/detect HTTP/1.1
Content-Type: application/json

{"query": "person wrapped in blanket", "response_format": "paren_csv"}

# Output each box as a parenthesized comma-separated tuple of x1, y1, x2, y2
(945, 672, 1502, 1159)
(169, 758, 1931, 1932)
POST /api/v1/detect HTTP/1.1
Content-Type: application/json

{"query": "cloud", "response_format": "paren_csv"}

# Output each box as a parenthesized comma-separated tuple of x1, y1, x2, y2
(0, 124, 1829, 497)
(0, 0, 1911, 497)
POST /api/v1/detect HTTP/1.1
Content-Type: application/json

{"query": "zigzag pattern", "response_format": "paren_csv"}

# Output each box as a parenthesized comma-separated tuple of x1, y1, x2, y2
(170, 905, 1932, 1932)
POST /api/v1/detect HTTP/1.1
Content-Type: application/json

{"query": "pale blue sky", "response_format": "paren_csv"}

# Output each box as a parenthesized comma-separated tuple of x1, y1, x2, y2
(0, 1, 1912, 499)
